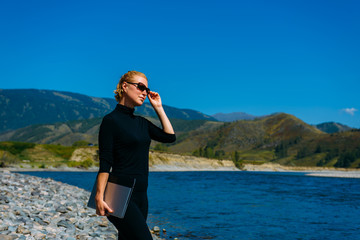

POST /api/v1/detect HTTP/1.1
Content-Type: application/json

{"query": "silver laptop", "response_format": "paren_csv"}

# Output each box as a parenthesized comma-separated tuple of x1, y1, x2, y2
(87, 176, 136, 218)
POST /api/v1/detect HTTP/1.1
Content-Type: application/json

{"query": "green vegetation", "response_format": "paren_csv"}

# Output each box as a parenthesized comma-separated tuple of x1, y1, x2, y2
(67, 159, 93, 169)
(72, 140, 91, 147)
(170, 119, 208, 132)
(334, 149, 360, 168)
(232, 151, 243, 169)
(42, 144, 75, 159)
(192, 146, 226, 160)
(0, 141, 98, 169)
(1, 113, 360, 170)
(153, 143, 169, 152)
(173, 113, 360, 169)
(0, 142, 36, 155)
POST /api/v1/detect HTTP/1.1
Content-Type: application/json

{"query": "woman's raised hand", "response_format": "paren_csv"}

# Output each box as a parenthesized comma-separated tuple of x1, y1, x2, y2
(148, 91, 162, 109)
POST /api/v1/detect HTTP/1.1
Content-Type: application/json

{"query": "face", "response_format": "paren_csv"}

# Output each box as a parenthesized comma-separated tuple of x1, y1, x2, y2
(123, 75, 148, 107)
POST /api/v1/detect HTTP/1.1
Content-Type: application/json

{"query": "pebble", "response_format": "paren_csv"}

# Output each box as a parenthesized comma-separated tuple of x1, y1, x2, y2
(0, 170, 163, 240)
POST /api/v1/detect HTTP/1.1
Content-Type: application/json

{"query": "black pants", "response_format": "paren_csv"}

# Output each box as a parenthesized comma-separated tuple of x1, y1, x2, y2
(107, 191, 153, 240)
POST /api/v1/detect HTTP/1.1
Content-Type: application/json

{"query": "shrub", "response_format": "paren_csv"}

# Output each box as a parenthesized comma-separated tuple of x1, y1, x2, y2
(72, 141, 91, 147)
(154, 144, 168, 152)
(43, 144, 75, 160)
(0, 142, 36, 155)
(67, 159, 93, 169)
(335, 152, 356, 168)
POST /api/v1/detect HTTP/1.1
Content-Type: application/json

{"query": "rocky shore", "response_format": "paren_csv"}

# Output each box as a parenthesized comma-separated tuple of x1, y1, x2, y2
(0, 170, 162, 239)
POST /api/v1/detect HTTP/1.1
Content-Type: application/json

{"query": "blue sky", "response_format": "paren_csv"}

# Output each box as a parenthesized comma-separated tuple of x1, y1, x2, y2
(1, 0, 359, 127)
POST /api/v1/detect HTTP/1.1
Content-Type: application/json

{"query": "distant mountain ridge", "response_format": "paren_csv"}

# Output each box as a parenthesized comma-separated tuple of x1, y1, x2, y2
(315, 122, 352, 133)
(0, 89, 216, 132)
(0, 116, 211, 146)
(212, 112, 257, 122)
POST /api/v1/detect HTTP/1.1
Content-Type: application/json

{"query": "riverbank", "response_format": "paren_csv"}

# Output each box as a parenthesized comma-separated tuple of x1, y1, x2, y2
(3, 162, 360, 178)
(243, 163, 360, 178)
(0, 170, 163, 239)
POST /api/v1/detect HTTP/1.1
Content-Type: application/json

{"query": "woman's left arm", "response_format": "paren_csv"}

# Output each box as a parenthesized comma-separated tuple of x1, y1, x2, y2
(148, 91, 175, 134)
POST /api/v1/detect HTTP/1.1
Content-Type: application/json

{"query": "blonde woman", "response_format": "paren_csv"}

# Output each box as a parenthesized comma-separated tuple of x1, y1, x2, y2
(95, 71, 176, 239)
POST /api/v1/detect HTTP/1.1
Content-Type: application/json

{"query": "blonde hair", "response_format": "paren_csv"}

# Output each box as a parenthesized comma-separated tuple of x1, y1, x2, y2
(114, 71, 148, 102)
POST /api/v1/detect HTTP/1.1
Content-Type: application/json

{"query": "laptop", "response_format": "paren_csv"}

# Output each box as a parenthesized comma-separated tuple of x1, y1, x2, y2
(87, 175, 136, 218)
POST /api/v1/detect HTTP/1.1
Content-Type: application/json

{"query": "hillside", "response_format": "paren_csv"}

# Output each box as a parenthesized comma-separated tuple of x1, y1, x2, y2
(170, 113, 324, 154)
(0, 89, 216, 132)
(0, 118, 102, 146)
(1, 113, 359, 169)
(0, 142, 237, 171)
(0, 89, 115, 132)
(167, 113, 360, 168)
(315, 122, 352, 133)
(0, 117, 214, 146)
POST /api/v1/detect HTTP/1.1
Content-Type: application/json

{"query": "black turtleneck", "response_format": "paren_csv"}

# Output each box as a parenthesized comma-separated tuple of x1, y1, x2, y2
(98, 104, 176, 177)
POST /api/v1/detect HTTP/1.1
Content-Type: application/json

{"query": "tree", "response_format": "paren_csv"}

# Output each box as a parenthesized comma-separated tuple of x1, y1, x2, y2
(232, 151, 243, 169)
(234, 151, 240, 162)
(154, 144, 168, 152)
(215, 150, 225, 159)
(314, 144, 322, 153)
(296, 146, 311, 159)
(334, 152, 356, 168)
(274, 142, 288, 159)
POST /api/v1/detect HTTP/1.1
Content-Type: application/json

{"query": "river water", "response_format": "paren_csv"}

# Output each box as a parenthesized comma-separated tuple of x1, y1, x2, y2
(19, 171, 360, 240)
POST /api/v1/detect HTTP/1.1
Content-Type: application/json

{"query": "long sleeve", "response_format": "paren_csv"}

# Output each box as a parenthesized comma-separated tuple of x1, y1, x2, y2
(147, 120, 176, 143)
(98, 115, 114, 173)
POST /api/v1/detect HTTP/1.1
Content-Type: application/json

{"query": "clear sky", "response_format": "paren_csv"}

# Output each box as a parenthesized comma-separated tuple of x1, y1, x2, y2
(1, 0, 359, 128)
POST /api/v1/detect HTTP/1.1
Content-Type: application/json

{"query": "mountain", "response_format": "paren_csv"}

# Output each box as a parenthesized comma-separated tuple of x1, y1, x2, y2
(169, 113, 360, 168)
(169, 113, 324, 154)
(0, 116, 216, 146)
(0, 117, 103, 146)
(315, 122, 353, 133)
(212, 112, 257, 122)
(0, 89, 216, 133)
(1, 111, 359, 168)
(0, 112, 325, 149)
(136, 103, 216, 122)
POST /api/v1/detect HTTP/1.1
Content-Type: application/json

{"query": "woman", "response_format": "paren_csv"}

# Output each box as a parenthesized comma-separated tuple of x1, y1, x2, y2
(95, 71, 176, 239)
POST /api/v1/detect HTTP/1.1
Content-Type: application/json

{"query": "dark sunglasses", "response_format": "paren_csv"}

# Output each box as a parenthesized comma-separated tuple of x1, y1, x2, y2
(126, 81, 150, 94)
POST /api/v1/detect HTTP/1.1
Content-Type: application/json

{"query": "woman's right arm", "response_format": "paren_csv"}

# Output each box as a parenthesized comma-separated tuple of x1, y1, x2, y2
(95, 115, 115, 216)
(95, 172, 113, 216)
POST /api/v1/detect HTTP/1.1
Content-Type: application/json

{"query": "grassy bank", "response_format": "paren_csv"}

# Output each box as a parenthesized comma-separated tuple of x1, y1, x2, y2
(0, 141, 98, 169)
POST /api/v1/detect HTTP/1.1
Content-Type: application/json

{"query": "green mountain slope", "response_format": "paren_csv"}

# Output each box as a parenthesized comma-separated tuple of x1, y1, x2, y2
(170, 113, 324, 153)
(0, 89, 216, 132)
(1, 109, 359, 168)
(0, 116, 213, 146)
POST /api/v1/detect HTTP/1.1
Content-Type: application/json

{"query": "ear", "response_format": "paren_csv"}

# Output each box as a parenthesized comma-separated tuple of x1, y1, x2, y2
(122, 82, 128, 92)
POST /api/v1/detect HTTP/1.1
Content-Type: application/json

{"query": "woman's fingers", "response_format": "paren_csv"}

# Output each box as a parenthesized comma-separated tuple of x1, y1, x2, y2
(148, 91, 163, 108)
(96, 201, 113, 216)
(104, 202, 113, 214)
(149, 91, 158, 99)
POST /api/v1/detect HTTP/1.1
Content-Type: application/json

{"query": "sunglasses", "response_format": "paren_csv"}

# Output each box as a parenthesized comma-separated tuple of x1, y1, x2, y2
(126, 81, 150, 94)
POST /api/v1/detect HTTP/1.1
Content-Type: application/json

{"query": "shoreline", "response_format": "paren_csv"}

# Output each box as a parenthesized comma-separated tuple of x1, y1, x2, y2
(3, 162, 360, 178)
(0, 170, 163, 240)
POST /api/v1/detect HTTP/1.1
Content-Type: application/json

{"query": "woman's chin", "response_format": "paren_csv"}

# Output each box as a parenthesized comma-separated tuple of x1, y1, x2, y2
(135, 101, 144, 107)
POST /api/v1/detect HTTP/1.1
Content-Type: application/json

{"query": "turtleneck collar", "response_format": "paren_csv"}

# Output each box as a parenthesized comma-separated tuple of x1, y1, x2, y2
(116, 104, 135, 115)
